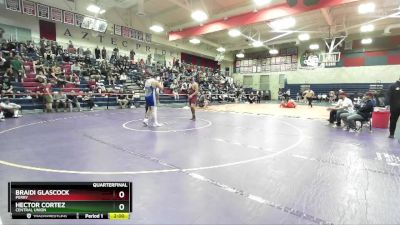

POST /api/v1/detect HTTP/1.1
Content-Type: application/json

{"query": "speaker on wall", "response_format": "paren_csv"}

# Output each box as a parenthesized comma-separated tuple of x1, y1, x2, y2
(287, 0, 320, 7)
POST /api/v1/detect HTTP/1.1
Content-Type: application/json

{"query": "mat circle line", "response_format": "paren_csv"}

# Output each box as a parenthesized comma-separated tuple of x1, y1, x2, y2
(122, 117, 213, 133)
(0, 112, 304, 175)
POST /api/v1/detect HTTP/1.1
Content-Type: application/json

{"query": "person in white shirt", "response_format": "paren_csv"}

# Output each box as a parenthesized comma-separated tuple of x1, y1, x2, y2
(71, 61, 81, 75)
(170, 80, 180, 100)
(143, 76, 164, 127)
(284, 89, 291, 101)
(181, 81, 188, 94)
(327, 92, 353, 127)
(0, 98, 22, 119)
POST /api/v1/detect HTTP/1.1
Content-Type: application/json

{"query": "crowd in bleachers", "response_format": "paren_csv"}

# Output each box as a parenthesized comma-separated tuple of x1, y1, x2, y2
(3, 39, 385, 125)
(0, 39, 246, 121)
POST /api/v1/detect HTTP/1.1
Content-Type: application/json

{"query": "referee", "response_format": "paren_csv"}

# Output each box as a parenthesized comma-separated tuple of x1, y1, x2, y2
(386, 78, 400, 138)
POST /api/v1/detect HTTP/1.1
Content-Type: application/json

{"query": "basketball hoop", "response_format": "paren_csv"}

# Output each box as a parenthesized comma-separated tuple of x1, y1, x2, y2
(319, 35, 346, 68)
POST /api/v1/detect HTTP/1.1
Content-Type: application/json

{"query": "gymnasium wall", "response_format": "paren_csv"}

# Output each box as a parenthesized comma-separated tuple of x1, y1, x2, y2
(0, 6, 233, 65)
(284, 64, 400, 84)
(0, 7, 177, 63)
(233, 73, 282, 100)
(285, 38, 400, 84)
(234, 64, 400, 99)
(232, 36, 400, 99)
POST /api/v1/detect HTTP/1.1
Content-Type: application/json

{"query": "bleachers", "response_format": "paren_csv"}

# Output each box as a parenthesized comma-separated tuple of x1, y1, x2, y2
(7, 94, 188, 111)
(2, 55, 214, 112)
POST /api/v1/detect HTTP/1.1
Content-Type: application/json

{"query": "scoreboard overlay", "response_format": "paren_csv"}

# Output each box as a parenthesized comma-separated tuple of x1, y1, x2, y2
(8, 182, 132, 220)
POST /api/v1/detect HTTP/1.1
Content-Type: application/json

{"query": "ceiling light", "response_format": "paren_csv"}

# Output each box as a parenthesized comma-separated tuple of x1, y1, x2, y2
(358, 3, 375, 14)
(309, 44, 319, 50)
(269, 49, 279, 55)
(360, 24, 374, 33)
(298, 33, 310, 41)
(217, 47, 226, 52)
(361, 38, 373, 45)
(252, 40, 263, 47)
(191, 10, 208, 22)
(87, 5, 105, 14)
(269, 17, 296, 30)
(228, 29, 241, 37)
(149, 25, 164, 33)
(254, 0, 271, 6)
(189, 38, 201, 44)
(236, 52, 245, 58)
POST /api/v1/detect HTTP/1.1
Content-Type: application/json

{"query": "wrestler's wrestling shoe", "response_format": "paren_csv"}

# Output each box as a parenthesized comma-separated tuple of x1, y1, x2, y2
(153, 123, 163, 127)
(143, 118, 149, 127)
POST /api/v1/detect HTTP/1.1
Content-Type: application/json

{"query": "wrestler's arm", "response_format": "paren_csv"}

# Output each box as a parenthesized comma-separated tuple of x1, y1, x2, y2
(156, 81, 164, 91)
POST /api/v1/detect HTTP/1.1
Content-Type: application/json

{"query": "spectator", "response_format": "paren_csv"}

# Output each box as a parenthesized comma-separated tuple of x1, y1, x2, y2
(109, 71, 117, 85)
(329, 91, 336, 103)
(248, 92, 255, 104)
(327, 92, 353, 127)
(181, 81, 188, 94)
(170, 80, 180, 100)
(90, 69, 101, 81)
(0, 52, 6, 68)
(35, 70, 47, 84)
(198, 92, 209, 108)
(71, 61, 81, 75)
(43, 87, 53, 113)
(117, 90, 129, 109)
(53, 91, 68, 112)
(283, 89, 291, 102)
(67, 73, 80, 85)
(296, 92, 301, 102)
(0, 108, 4, 121)
(96, 81, 106, 95)
(11, 55, 25, 82)
(67, 91, 81, 112)
(83, 92, 95, 111)
(119, 72, 127, 85)
(1, 72, 13, 97)
(0, 98, 22, 118)
(256, 91, 261, 104)
(340, 92, 375, 132)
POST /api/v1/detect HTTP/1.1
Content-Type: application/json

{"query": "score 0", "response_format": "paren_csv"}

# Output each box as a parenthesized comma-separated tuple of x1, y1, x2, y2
(117, 190, 127, 212)
(118, 190, 125, 199)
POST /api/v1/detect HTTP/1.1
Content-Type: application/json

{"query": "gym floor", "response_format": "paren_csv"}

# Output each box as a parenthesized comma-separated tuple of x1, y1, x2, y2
(0, 106, 399, 225)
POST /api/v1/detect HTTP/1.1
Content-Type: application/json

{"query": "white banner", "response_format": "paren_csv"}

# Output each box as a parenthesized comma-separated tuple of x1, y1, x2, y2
(5, 0, 21, 12)
(22, 0, 36, 16)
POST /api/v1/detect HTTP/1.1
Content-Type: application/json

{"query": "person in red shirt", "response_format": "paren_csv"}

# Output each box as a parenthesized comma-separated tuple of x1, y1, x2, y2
(280, 99, 297, 108)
